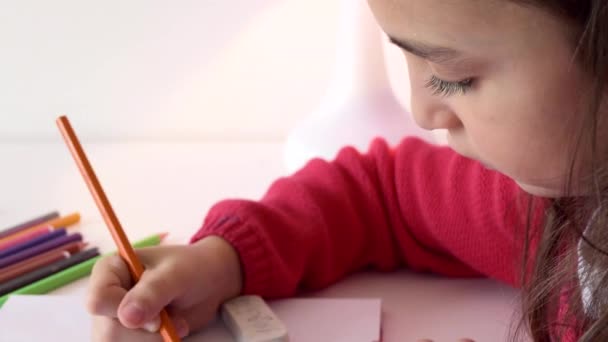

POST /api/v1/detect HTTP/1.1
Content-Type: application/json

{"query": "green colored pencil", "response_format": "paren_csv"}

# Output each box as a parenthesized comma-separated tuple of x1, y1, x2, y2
(0, 232, 168, 308)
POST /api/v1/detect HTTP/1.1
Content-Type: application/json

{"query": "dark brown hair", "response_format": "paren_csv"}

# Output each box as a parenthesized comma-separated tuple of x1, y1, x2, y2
(510, 1, 608, 341)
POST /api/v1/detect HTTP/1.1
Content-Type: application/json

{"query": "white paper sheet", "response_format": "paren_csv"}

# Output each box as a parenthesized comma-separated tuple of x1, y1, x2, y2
(0, 294, 381, 342)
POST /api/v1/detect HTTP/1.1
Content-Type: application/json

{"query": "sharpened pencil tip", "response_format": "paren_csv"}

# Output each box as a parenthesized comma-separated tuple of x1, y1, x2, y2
(159, 232, 169, 241)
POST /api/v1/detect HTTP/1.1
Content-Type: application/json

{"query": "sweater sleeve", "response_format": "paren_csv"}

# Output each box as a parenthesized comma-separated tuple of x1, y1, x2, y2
(190, 137, 547, 298)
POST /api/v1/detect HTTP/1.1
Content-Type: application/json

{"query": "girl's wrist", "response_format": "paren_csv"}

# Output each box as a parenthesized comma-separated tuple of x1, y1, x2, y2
(190, 235, 244, 301)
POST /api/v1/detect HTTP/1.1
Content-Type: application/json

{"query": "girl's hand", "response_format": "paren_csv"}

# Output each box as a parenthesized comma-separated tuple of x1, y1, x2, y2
(87, 236, 242, 342)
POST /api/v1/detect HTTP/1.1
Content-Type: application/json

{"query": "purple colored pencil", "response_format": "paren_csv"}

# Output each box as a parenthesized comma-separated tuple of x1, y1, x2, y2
(0, 247, 100, 296)
(0, 233, 82, 269)
(0, 228, 67, 258)
(0, 211, 60, 239)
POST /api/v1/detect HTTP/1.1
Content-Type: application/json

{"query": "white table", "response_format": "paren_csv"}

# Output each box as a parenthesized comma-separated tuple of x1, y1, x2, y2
(0, 142, 524, 341)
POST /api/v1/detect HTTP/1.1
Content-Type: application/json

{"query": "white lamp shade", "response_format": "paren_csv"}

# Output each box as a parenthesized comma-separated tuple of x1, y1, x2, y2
(283, 0, 434, 173)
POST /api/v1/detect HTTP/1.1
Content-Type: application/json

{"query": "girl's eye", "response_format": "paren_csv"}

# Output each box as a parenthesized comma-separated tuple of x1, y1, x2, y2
(425, 75, 474, 97)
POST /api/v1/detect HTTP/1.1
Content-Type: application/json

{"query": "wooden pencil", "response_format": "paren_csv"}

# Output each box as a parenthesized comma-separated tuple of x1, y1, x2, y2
(0, 241, 86, 275)
(0, 225, 53, 251)
(0, 233, 166, 308)
(0, 248, 100, 296)
(0, 249, 69, 283)
(0, 213, 80, 245)
(56, 115, 180, 342)
(0, 228, 67, 258)
(0, 240, 86, 283)
(0, 211, 59, 239)
(0, 233, 83, 269)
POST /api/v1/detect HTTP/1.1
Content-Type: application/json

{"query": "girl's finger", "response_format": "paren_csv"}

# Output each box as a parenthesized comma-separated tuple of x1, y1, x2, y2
(87, 255, 133, 317)
(116, 260, 187, 329)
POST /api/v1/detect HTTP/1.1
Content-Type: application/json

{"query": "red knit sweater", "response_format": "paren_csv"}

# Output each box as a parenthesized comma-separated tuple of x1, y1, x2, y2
(191, 137, 563, 337)
(191, 137, 549, 292)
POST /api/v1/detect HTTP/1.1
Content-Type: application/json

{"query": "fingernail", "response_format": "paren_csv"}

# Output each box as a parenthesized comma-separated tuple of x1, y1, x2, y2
(143, 317, 161, 333)
(122, 302, 145, 325)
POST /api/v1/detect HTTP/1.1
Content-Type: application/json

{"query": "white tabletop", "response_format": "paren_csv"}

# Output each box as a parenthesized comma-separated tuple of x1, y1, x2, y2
(0, 141, 525, 341)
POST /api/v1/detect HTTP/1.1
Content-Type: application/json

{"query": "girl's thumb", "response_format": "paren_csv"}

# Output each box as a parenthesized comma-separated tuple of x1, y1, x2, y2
(116, 271, 179, 329)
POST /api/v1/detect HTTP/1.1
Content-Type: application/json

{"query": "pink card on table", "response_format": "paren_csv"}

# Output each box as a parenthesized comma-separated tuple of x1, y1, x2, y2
(272, 298, 382, 342)
(191, 298, 382, 342)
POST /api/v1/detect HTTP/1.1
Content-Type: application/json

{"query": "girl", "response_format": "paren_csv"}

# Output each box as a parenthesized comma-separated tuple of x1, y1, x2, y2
(87, 1, 608, 341)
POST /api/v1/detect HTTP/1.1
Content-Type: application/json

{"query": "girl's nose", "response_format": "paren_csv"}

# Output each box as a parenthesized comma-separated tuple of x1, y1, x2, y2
(412, 106, 462, 131)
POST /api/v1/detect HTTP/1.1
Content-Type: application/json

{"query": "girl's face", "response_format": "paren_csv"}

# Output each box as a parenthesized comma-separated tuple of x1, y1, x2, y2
(368, 0, 592, 197)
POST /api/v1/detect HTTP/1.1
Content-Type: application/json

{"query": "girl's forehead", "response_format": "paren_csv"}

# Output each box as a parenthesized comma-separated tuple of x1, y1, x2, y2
(370, 0, 517, 26)
(369, 0, 572, 57)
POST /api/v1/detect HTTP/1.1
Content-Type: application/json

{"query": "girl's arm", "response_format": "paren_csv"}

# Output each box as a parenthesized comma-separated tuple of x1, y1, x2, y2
(191, 137, 546, 297)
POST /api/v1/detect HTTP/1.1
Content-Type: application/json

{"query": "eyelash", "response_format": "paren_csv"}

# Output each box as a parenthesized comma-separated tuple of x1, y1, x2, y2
(425, 75, 474, 97)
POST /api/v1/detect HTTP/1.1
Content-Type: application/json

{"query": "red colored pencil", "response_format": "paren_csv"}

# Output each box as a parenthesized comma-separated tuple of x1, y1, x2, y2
(0, 249, 69, 283)
(0, 213, 80, 245)
(0, 211, 59, 239)
(0, 225, 52, 251)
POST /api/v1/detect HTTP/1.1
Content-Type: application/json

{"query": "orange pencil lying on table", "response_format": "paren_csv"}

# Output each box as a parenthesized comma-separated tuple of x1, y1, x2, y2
(56, 115, 181, 342)
(0, 213, 80, 245)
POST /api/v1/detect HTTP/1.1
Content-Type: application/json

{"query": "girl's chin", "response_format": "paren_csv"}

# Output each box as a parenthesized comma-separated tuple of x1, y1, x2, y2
(515, 182, 564, 198)
(479, 161, 494, 171)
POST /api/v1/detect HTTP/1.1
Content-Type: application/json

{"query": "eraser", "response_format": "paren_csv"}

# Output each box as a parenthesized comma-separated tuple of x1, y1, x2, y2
(221, 295, 289, 342)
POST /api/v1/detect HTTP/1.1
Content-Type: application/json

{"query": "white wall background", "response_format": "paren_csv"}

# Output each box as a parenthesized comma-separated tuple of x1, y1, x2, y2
(0, 0, 414, 142)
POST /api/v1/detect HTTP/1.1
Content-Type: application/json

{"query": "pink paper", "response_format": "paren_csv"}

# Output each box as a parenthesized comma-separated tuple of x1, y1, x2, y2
(272, 298, 381, 342)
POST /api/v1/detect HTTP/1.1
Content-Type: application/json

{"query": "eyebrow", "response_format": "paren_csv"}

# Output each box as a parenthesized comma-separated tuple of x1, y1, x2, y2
(387, 35, 463, 64)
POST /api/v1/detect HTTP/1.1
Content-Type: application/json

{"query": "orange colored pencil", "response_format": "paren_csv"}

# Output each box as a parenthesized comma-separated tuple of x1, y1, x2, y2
(0, 249, 69, 283)
(56, 115, 180, 342)
(0, 213, 80, 245)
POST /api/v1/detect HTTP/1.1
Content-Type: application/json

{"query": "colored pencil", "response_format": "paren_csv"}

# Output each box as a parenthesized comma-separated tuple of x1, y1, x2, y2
(0, 249, 69, 283)
(0, 211, 59, 239)
(0, 248, 100, 296)
(0, 212, 80, 245)
(0, 242, 84, 280)
(0, 228, 67, 258)
(0, 232, 166, 307)
(0, 233, 82, 269)
(0, 241, 85, 274)
(0, 225, 53, 251)
(57, 115, 180, 341)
